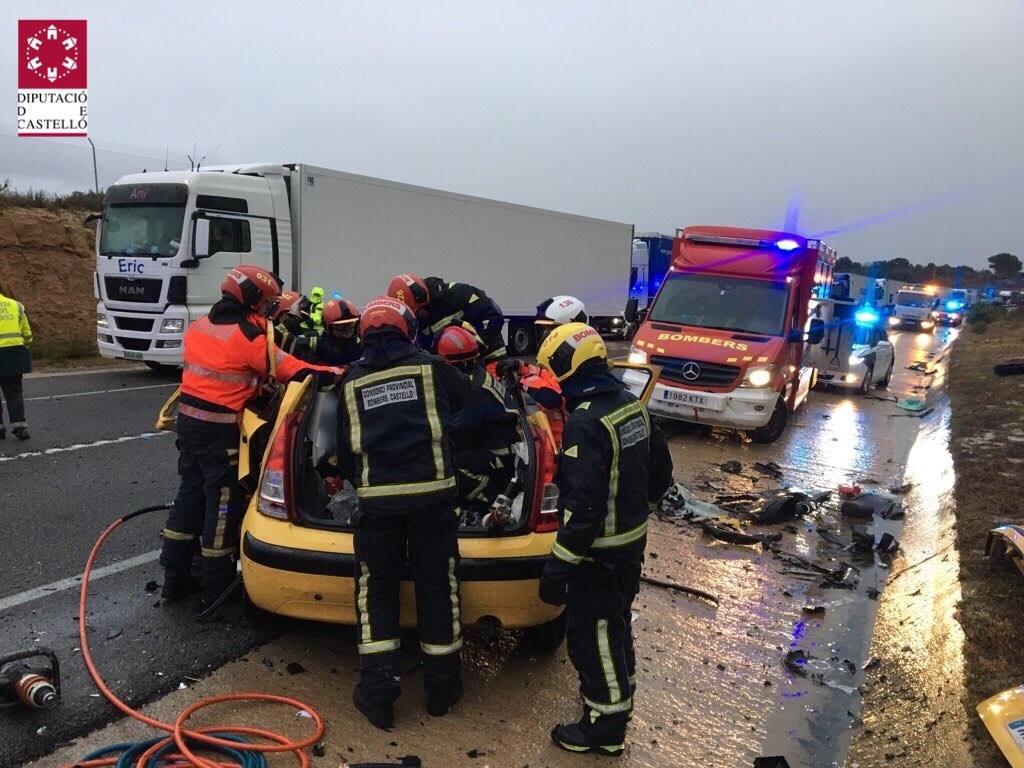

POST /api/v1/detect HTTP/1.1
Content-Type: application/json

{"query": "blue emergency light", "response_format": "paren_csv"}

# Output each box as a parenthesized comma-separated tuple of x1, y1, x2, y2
(775, 238, 800, 252)
(945, 300, 963, 311)
(855, 308, 879, 326)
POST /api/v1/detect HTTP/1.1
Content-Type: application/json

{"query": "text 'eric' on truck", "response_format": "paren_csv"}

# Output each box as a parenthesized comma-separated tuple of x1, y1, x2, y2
(626, 226, 834, 443)
(91, 164, 645, 368)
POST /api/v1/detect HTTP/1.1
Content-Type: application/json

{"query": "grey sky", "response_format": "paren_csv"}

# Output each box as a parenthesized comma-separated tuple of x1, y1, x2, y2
(3, 0, 1022, 269)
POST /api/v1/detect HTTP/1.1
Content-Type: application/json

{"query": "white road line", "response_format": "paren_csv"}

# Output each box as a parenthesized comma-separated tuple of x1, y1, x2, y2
(25, 383, 178, 402)
(0, 431, 172, 463)
(25, 366, 148, 380)
(0, 549, 161, 613)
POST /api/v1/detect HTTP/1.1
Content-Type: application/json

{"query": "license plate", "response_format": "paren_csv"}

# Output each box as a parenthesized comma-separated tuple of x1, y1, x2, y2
(123, 351, 144, 361)
(662, 389, 708, 407)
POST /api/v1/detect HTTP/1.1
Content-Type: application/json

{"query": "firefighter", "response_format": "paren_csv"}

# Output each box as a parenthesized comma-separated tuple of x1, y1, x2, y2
(304, 299, 362, 366)
(386, 273, 506, 360)
(160, 266, 343, 611)
(535, 322, 673, 756)
(435, 325, 519, 508)
(336, 296, 471, 729)
(0, 287, 33, 440)
(535, 295, 588, 345)
(270, 291, 313, 358)
(307, 286, 326, 332)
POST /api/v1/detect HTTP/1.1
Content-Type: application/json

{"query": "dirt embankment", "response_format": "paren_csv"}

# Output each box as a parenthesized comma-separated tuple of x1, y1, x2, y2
(948, 309, 1024, 765)
(0, 207, 97, 358)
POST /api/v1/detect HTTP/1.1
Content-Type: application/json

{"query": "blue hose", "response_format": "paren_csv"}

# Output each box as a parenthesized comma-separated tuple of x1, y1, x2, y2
(79, 733, 268, 768)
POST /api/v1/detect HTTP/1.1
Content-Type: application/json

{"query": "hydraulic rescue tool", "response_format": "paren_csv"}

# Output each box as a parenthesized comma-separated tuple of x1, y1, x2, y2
(0, 648, 61, 711)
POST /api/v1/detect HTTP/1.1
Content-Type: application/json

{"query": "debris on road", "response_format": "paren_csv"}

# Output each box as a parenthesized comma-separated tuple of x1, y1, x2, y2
(640, 574, 719, 605)
(753, 461, 784, 479)
(285, 662, 307, 675)
(896, 397, 927, 411)
(720, 460, 743, 475)
(841, 493, 896, 520)
(750, 491, 817, 524)
(783, 649, 809, 677)
(754, 758, 792, 768)
(984, 525, 1024, 578)
(993, 358, 1024, 376)
(838, 484, 862, 499)
(703, 519, 781, 547)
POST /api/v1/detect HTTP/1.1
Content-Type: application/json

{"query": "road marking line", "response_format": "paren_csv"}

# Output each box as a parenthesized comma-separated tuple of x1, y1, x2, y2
(0, 431, 172, 463)
(0, 549, 161, 613)
(25, 366, 148, 380)
(25, 383, 178, 402)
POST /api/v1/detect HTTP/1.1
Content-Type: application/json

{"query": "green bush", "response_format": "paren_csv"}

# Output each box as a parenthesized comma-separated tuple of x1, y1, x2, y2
(971, 322, 988, 334)
(0, 186, 103, 211)
(967, 303, 1003, 326)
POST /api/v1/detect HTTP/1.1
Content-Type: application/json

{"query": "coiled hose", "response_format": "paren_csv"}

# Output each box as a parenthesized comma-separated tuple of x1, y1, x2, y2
(66, 505, 324, 768)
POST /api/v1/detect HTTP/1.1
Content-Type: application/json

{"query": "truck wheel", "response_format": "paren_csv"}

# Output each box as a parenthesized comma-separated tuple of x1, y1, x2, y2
(749, 398, 787, 444)
(508, 322, 534, 357)
(522, 610, 567, 654)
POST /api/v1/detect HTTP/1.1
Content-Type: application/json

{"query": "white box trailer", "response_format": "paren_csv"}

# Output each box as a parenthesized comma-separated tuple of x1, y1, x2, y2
(93, 163, 635, 366)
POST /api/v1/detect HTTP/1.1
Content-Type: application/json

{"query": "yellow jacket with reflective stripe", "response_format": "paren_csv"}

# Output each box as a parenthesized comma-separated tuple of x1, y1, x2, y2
(0, 294, 32, 349)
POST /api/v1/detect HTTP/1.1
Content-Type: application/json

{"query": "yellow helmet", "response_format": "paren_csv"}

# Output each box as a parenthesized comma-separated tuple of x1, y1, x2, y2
(536, 322, 607, 382)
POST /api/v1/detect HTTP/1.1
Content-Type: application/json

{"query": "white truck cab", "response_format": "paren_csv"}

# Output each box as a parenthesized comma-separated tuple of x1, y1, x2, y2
(94, 166, 292, 367)
(888, 285, 938, 333)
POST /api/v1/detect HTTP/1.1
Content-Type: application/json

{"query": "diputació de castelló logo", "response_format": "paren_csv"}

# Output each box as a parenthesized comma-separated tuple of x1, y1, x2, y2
(17, 20, 89, 137)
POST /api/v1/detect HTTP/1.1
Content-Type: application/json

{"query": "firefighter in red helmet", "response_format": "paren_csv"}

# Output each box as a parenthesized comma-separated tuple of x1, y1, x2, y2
(335, 296, 471, 729)
(307, 299, 362, 366)
(160, 265, 343, 612)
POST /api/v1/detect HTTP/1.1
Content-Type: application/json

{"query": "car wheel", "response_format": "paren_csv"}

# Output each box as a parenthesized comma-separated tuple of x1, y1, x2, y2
(859, 366, 873, 395)
(522, 610, 567, 654)
(508, 322, 534, 357)
(749, 397, 787, 444)
(877, 359, 894, 388)
(241, 583, 284, 633)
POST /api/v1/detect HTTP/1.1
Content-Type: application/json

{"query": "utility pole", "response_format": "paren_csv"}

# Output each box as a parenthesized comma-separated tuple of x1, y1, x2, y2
(86, 137, 99, 194)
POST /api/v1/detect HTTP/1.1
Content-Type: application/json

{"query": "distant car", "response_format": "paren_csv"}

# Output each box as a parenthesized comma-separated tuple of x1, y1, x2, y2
(816, 322, 895, 394)
(237, 361, 658, 651)
(931, 307, 964, 327)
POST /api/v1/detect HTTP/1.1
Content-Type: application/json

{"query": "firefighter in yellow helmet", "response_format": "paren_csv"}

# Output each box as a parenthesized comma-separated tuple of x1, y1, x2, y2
(535, 322, 673, 756)
(0, 287, 33, 440)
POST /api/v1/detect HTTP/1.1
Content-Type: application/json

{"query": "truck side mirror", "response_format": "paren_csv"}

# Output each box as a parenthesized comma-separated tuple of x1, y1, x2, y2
(193, 218, 211, 260)
(806, 318, 825, 345)
(84, 212, 103, 226)
(624, 297, 639, 324)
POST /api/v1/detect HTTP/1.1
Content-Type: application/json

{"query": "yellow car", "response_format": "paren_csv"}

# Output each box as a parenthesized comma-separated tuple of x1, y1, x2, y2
(238, 363, 656, 651)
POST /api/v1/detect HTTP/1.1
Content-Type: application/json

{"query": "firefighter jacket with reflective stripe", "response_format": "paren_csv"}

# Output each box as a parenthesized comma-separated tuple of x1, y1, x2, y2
(181, 297, 337, 414)
(552, 376, 673, 566)
(449, 366, 519, 453)
(336, 336, 471, 513)
(0, 294, 32, 376)
(420, 279, 504, 348)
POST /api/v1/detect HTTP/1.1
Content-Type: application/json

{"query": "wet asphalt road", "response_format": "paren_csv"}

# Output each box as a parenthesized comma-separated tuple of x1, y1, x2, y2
(6, 326, 960, 767)
(0, 367, 262, 766)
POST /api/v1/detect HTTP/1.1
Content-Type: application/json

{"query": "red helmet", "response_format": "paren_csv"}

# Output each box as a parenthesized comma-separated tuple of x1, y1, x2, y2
(269, 290, 302, 321)
(359, 296, 417, 340)
(323, 298, 360, 326)
(436, 324, 480, 364)
(386, 273, 430, 313)
(221, 265, 281, 311)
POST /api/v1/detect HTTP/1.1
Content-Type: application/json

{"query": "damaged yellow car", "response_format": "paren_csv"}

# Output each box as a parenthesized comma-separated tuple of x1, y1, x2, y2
(237, 363, 657, 650)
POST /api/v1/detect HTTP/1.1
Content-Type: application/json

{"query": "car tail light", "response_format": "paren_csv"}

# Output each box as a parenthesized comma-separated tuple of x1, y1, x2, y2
(258, 412, 300, 520)
(533, 483, 560, 532)
(527, 428, 561, 533)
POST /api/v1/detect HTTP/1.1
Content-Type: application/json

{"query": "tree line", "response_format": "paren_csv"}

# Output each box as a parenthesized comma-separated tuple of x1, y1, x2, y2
(835, 253, 1022, 288)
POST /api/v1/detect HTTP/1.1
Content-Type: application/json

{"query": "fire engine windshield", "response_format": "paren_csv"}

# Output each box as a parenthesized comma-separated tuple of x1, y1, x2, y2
(895, 290, 934, 308)
(99, 204, 186, 258)
(650, 273, 789, 336)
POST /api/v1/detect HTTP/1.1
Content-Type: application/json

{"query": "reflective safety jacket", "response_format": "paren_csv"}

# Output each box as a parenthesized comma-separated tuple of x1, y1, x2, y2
(0, 293, 33, 377)
(551, 375, 673, 566)
(421, 279, 505, 356)
(180, 297, 338, 418)
(336, 335, 471, 513)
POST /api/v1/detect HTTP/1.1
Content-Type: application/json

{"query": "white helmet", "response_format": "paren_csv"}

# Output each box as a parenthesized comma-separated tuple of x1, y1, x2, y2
(536, 295, 588, 326)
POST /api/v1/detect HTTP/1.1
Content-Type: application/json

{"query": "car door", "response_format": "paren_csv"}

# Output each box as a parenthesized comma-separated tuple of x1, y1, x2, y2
(872, 327, 893, 382)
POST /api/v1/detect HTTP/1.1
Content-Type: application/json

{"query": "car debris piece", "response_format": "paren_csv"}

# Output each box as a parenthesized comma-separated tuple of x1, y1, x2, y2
(720, 460, 743, 474)
(640, 574, 719, 605)
(838, 484, 862, 500)
(984, 525, 1024, 577)
(703, 520, 782, 547)
(753, 461, 784, 479)
(802, 604, 826, 615)
(888, 481, 914, 495)
(897, 397, 926, 411)
(906, 361, 930, 372)
(751, 491, 815, 524)
(976, 683, 1024, 768)
(994, 359, 1024, 376)
(657, 483, 725, 522)
(876, 532, 900, 555)
(783, 649, 809, 677)
(841, 493, 896, 520)
(754, 758, 792, 768)
(286, 662, 307, 675)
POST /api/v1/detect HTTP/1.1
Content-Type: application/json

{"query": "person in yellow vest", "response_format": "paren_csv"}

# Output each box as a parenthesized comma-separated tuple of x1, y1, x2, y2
(0, 288, 34, 440)
(306, 286, 325, 333)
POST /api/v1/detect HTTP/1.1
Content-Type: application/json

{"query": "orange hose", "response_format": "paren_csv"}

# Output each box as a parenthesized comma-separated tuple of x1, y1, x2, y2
(66, 513, 325, 768)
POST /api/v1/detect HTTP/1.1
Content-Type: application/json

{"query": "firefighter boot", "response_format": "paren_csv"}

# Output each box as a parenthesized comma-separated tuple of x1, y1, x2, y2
(551, 709, 629, 757)
(161, 571, 201, 602)
(352, 685, 395, 730)
(12, 426, 29, 440)
(424, 652, 463, 716)
(353, 654, 399, 730)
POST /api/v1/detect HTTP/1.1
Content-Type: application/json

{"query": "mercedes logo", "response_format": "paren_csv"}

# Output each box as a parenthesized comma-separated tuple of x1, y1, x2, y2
(681, 361, 701, 381)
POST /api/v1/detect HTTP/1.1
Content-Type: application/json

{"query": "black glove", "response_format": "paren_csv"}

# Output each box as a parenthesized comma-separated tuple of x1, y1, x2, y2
(496, 358, 520, 379)
(538, 558, 572, 606)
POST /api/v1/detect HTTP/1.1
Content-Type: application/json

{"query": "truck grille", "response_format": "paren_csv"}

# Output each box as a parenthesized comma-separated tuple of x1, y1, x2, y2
(114, 316, 154, 332)
(117, 337, 151, 352)
(104, 277, 162, 303)
(650, 355, 740, 388)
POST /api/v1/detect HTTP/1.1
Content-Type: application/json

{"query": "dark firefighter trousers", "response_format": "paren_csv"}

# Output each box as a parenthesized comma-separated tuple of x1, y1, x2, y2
(353, 503, 462, 705)
(453, 448, 514, 506)
(0, 374, 26, 429)
(566, 558, 642, 744)
(159, 414, 246, 602)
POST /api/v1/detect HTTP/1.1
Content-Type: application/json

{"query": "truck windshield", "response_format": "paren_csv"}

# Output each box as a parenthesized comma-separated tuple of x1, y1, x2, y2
(99, 204, 185, 258)
(649, 273, 789, 336)
(896, 291, 933, 308)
